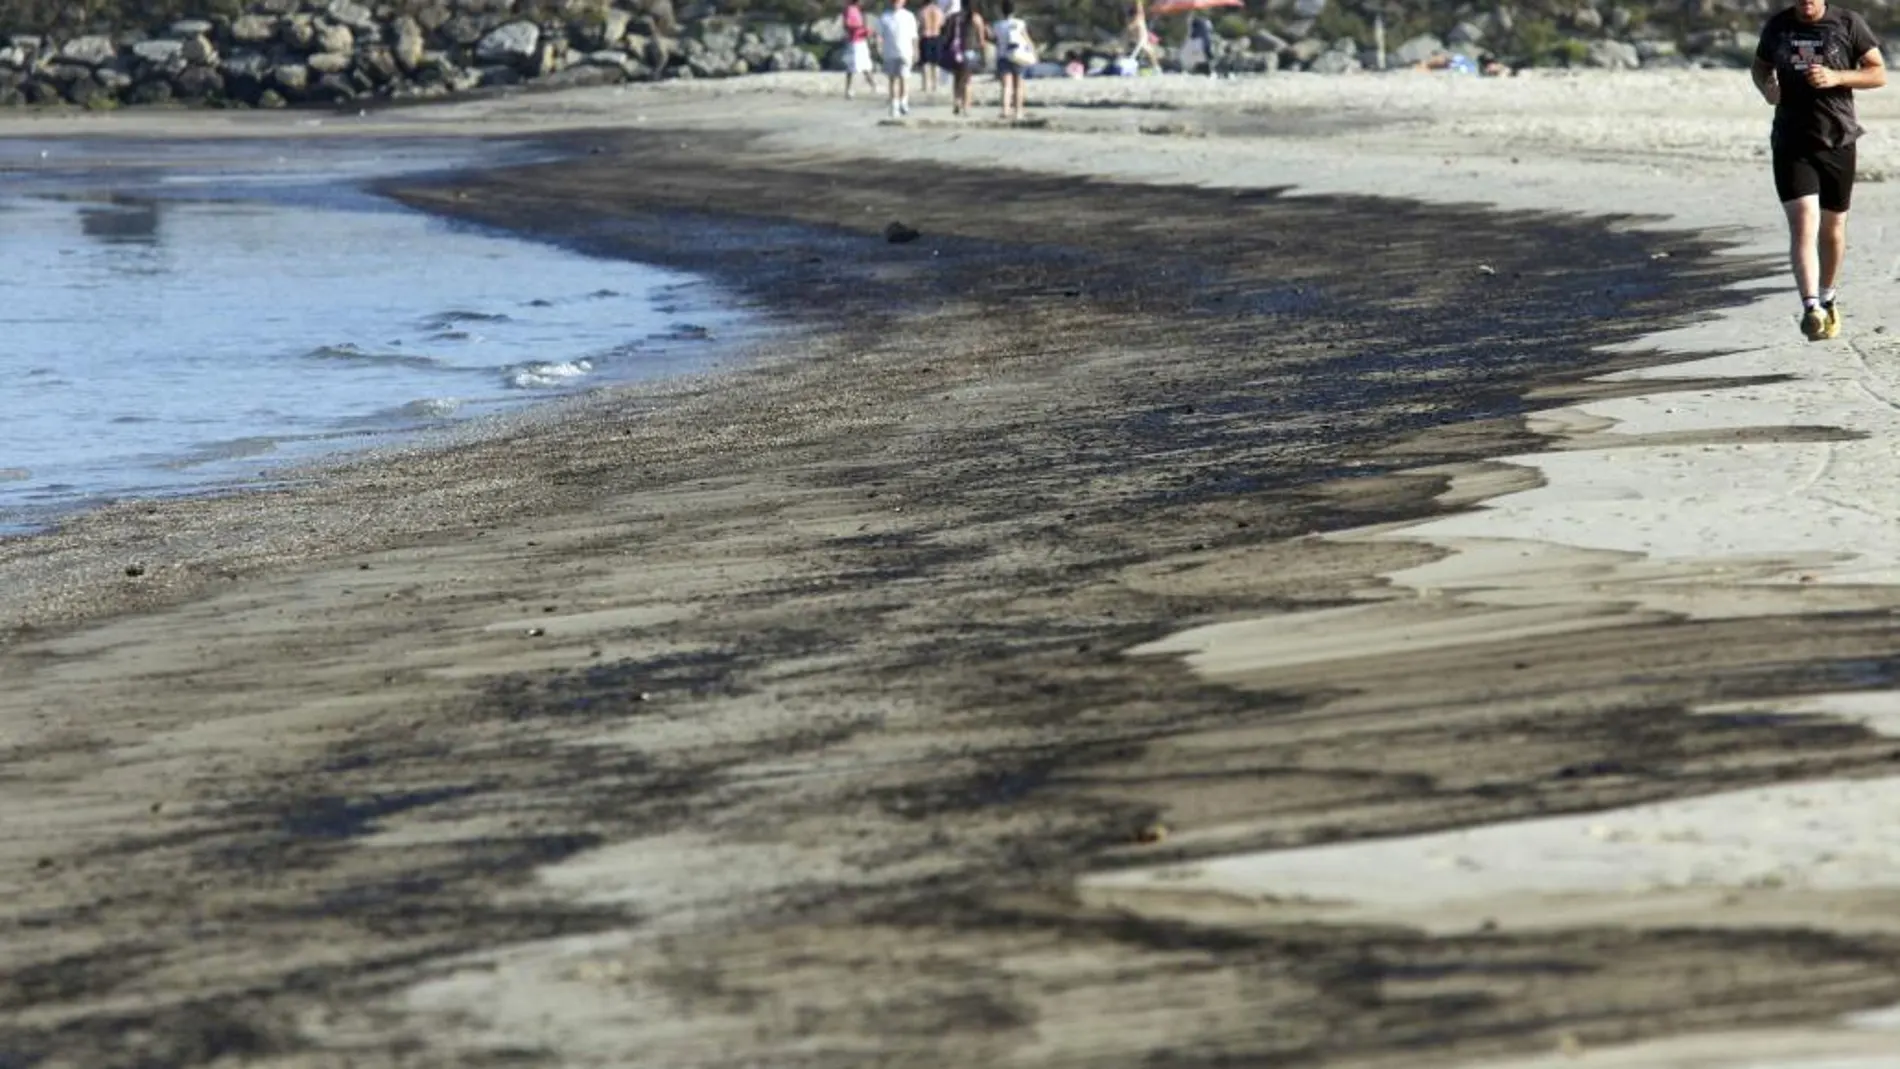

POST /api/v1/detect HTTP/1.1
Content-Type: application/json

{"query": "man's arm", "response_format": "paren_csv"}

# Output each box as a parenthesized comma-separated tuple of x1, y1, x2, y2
(1807, 48, 1887, 89)
(1753, 56, 1781, 103)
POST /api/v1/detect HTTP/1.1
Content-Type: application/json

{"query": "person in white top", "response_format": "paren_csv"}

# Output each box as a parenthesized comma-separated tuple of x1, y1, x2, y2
(990, 0, 1034, 121)
(877, 0, 920, 118)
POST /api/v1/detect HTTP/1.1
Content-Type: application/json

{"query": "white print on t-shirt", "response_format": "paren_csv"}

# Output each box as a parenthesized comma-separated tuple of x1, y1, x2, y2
(1782, 25, 1855, 71)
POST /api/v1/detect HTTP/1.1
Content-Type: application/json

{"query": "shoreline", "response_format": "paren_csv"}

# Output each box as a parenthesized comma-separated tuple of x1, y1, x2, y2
(9, 73, 1900, 1067)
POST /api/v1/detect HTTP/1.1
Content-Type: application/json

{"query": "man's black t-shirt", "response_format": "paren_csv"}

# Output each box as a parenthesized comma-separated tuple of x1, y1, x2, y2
(1757, 5, 1883, 151)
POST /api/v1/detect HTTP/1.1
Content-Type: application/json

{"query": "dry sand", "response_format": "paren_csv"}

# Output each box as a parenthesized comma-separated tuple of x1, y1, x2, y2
(8, 71, 1900, 1067)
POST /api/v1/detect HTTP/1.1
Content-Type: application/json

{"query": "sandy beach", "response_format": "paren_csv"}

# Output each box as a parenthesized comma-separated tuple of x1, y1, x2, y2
(8, 70, 1900, 1067)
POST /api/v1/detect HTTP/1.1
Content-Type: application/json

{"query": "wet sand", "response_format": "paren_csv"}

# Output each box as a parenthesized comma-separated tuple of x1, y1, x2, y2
(8, 73, 1900, 1067)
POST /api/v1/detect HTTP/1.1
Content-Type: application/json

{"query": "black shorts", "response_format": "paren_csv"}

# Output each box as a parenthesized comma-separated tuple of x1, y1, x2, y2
(920, 36, 942, 65)
(1774, 143, 1858, 212)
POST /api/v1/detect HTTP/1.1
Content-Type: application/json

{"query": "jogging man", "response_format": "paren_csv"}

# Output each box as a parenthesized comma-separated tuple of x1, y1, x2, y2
(1753, 0, 1886, 340)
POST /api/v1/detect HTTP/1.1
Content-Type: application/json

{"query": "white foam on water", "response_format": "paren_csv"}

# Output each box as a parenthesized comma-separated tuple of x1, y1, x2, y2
(507, 359, 596, 390)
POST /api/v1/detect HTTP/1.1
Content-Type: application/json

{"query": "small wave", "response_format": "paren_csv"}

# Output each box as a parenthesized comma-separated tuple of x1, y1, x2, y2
(430, 330, 476, 342)
(423, 310, 512, 330)
(507, 359, 593, 390)
(0, 467, 28, 481)
(588, 289, 621, 299)
(397, 398, 463, 419)
(663, 323, 715, 341)
(161, 436, 280, 470)
(303, 343, 447, 372)
(525, 298, 554, 308)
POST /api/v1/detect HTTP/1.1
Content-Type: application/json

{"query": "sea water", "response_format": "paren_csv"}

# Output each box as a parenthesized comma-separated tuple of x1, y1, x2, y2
(0, 138, 739, 535)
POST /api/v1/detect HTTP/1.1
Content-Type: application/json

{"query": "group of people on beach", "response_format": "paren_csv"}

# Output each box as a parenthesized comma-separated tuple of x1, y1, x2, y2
(839, 0, 1880, 345)
(843, 0, 1039, 119)
(840, 0, 1187, 119)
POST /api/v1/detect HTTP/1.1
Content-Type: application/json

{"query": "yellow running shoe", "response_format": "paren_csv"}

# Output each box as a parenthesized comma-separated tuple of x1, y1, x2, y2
(1823, 300, 1843, 339)
(1801, 306, 1828, 341)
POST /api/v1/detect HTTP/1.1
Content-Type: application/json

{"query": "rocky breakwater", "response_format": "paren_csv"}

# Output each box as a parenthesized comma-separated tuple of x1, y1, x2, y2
(0, 0, 825, 108)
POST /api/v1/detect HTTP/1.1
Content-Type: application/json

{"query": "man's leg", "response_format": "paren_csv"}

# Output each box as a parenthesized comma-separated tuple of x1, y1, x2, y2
(1783, 195, 1827, 339)
(1784, 195, 1822, 300)
(1820, 210, 1849, 338)
(1819, 209, 1848, 294)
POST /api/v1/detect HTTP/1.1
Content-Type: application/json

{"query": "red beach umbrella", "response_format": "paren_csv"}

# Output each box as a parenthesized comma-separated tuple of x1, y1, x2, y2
(1146, 0, 1243, 14)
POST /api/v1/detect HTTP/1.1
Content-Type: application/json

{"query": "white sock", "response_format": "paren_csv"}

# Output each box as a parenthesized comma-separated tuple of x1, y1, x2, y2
(1804, 295, 1821, 311)
(1822, 287, 1838, 305)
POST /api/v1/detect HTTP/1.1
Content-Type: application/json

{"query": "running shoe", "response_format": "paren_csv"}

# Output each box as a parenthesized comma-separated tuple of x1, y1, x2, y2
(1822, 300, 1843, 339)
(1801, 306, 1828, 341)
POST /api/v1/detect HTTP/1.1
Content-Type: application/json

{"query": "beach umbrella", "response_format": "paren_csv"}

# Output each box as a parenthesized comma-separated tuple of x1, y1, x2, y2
(1146, 0, 1242, 14)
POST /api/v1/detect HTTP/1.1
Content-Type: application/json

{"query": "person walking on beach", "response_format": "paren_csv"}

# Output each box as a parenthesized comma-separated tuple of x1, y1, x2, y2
(878, 0, 920, 117)
(919, 0, 944, 95)
(1187, 13, 1216, 77)
(1752, 0, 1887, 340)
(843, 0, 879, 99)
(941, 2, 986, 115)
(1126, 0, 1162, 70)
(991, 0, 1033, 121)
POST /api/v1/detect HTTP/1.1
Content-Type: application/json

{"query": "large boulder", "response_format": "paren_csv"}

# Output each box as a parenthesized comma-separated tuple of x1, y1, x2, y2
(575, 7, 632, 50)
(803, 17, 844, 44)
(325, 0, 378, 33)
(414, 4, 453, 32)
(358, 45, 400, 83)
(230, 15, 278, 45)
(312, 70, 355, 101)
(693, 16, 740, 53)
(168, 19, 213, 39)
(63, 75, 110, 106)
(281, 15, 317, 51)
(766, 46, 818, 71)
(437, 15, 491, 46)
(1391, 33, 1443, 65)
(180, 35, 217, 65)
(1634, 37, 1677, 60)
(631, 0, 677, 35)
(308, 51, 352, 73)
(1287, 37, 1326, 64)
(392, 16, 426, 70)
(126, 78, 171, 104)
(272, 61, 309, 92)
(476, 20, 540, 65)
(130, 38, 185, 68)
(1585, 38, 1639, 67)
(756, 22, 796, 49)
(172, 64, 223, 98)
(541, 62, 624, 86)
(1307, 48, 1360, 72)
(58, 35, 118, 66)
(642, 33, 675, 69)
(219, 50, 271, 100)
(315, 23, 354, 56)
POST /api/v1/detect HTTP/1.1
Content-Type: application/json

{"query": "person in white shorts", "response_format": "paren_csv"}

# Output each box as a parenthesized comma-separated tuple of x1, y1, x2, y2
(878, 0, 920, 117)
(843, 0, 878, 98)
